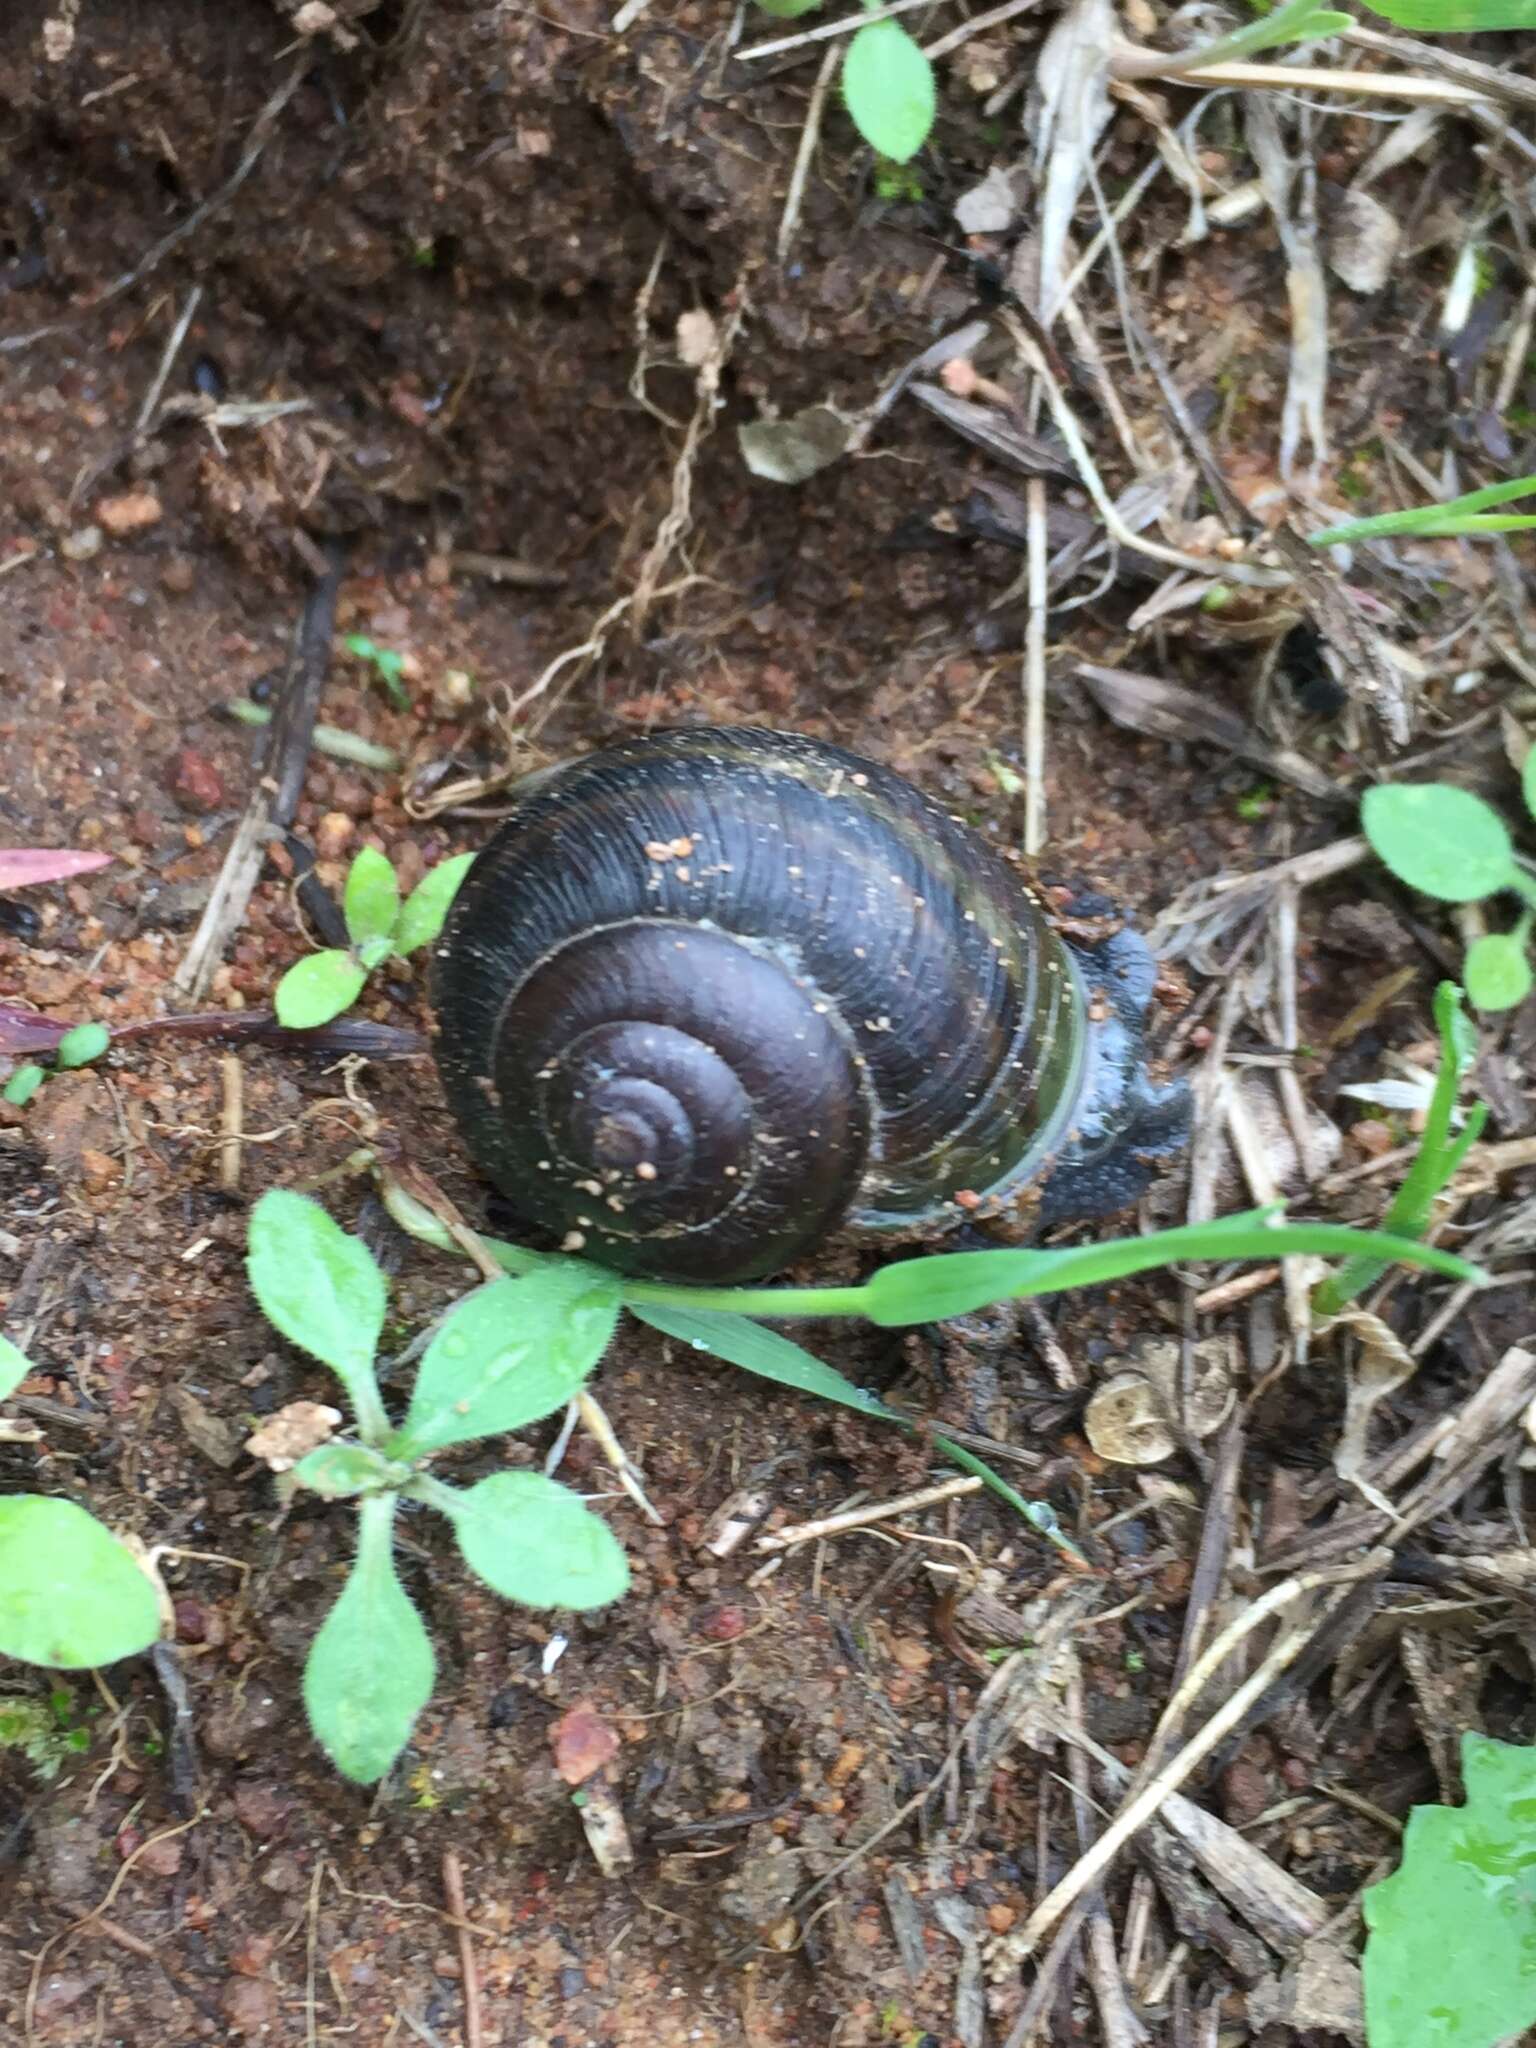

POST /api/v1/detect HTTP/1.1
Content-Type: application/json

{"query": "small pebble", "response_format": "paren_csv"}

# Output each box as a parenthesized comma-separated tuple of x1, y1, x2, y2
(160, 554, 196, 594)
(168, 746, 224, 814)
(95, 490, 163, 537)
(1220, 1758, 1272, 1829)
(61, 526, 102, 562)
(315, 811, 355, 860)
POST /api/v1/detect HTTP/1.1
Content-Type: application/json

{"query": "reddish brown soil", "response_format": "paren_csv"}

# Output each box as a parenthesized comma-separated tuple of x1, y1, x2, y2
(2, 3, 1529, 2045)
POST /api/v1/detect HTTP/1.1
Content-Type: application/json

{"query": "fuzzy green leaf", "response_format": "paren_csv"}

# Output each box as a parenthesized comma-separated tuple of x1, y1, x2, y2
(755, 0, 823, 16)
(246, 1191, 387, 1429)
(55, 1022, 109, 1071)
(303, 1496, 433, 1784)
(342, 845, 400, 950)
(1523, 743, 1536, 826)
(292, 1442, 406, 1500)
(0, 1496, 161, 1668)
(0, 1332, 30, 1402)
(1364, 1732, 1536, 2048)
(390, 1267, 620, 1458)
(1464, 933, 1533, 1012)
(3, 1064, 46, 1106)
(434, 1473, 629, 1610)
(274, 950, 369, 1029)
(842, 21, 935, 163)
(394, 852, 475, 957)
(1362, 783, 1515, 903)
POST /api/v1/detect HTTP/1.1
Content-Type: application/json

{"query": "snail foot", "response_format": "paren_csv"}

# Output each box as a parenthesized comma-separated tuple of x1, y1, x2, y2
(1041, 892, 1191, 1226)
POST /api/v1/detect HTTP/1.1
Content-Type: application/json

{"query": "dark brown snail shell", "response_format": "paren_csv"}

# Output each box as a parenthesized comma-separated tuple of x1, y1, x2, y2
(431, 726, 1188, 1283)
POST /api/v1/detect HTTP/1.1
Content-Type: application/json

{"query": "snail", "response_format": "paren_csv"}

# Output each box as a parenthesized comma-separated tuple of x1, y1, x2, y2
(431, 726, 1188, 1284)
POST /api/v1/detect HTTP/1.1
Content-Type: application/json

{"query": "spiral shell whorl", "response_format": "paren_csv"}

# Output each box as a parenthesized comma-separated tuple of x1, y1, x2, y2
(432, 727, 1089, 1282)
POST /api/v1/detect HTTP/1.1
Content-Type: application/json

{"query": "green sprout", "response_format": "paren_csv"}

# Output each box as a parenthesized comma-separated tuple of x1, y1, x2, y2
(274, 846, 474, 1030)
(1313, 982, 1486, 1319)
(3, 1020, 111, 1107)
(344, 634, 411, 710)
(753, 0, 935, 164)
(245, 1193, 629, 1784)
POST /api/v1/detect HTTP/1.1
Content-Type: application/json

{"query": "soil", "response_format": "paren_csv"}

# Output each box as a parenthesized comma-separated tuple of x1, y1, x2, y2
(2, 3, 1534, 2045)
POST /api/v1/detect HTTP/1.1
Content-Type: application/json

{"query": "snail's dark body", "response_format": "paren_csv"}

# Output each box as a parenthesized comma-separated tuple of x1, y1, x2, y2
(431, 727, 1188, 1283)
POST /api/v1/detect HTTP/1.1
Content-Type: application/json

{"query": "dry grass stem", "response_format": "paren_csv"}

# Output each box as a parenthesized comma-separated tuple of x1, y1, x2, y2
(218, 1053, 244, 1195)
(1023, 476, 1047, 856)
(576, 1389, 663, 1525)
(1002, 312, 1290, 588)
(757, 1475, 982, 1551)
(992, 1564, 1377, 1969)
(778, 45, 840, 262)
(740, 0, 938, 62)
(923, 0, 1044, 59)
(1154, 59, 1485, 104)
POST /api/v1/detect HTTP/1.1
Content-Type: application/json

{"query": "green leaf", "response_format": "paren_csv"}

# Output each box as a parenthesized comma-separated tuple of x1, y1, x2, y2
(292, 1442, 407, 1500)
(0, 1497, 161, 1668)
(1523, 743, 1536, 825)
(860, 1212, 1483, 1324)
(246, 1190, 389, 1435)
(0, 1332, 30, 1402)
(1358, 0, 1536, 29)
(1361, 783, 1515, 903)
(2, 1064, 45, 1106)
(431, 1473, 629, 1610)
(303, 1495, 434, 1784)
(342, 845, 400, 950)
(631, 1303, 894, 1419)
(390, 1266, 620, 1458)
(755, 0, 823, 15)
(1179, 0, 1351, 66)
(1310, 472, 1536, 546)
(394, 852, 475, 958)
(842, 21, 935, 163)
(1363, 1732, 1536, 2048)
(54, 1022, 109, 1071)
(1316, 981, 1488, 1318)
(1464, 933, 1533, 1011)
(274, 950, 369, 1029)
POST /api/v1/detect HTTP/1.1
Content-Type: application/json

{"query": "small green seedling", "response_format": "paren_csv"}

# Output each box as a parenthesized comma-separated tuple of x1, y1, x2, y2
(1363, 1732, 1536, 2048)
(754, 0, 935, 164)
(378, 1165, 1486, 1560)
(1361, 771, 1536, 1011)
(274, 845, 474, 1030)
(257, 1163, 1486, 1785)
(0, 1333, 163, 1670)
(1313, 981, 1486, 1319)
(3, 1020, 112, 1108)
(246, 1192, 630, 1784)
(344, 634, 411, 709)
